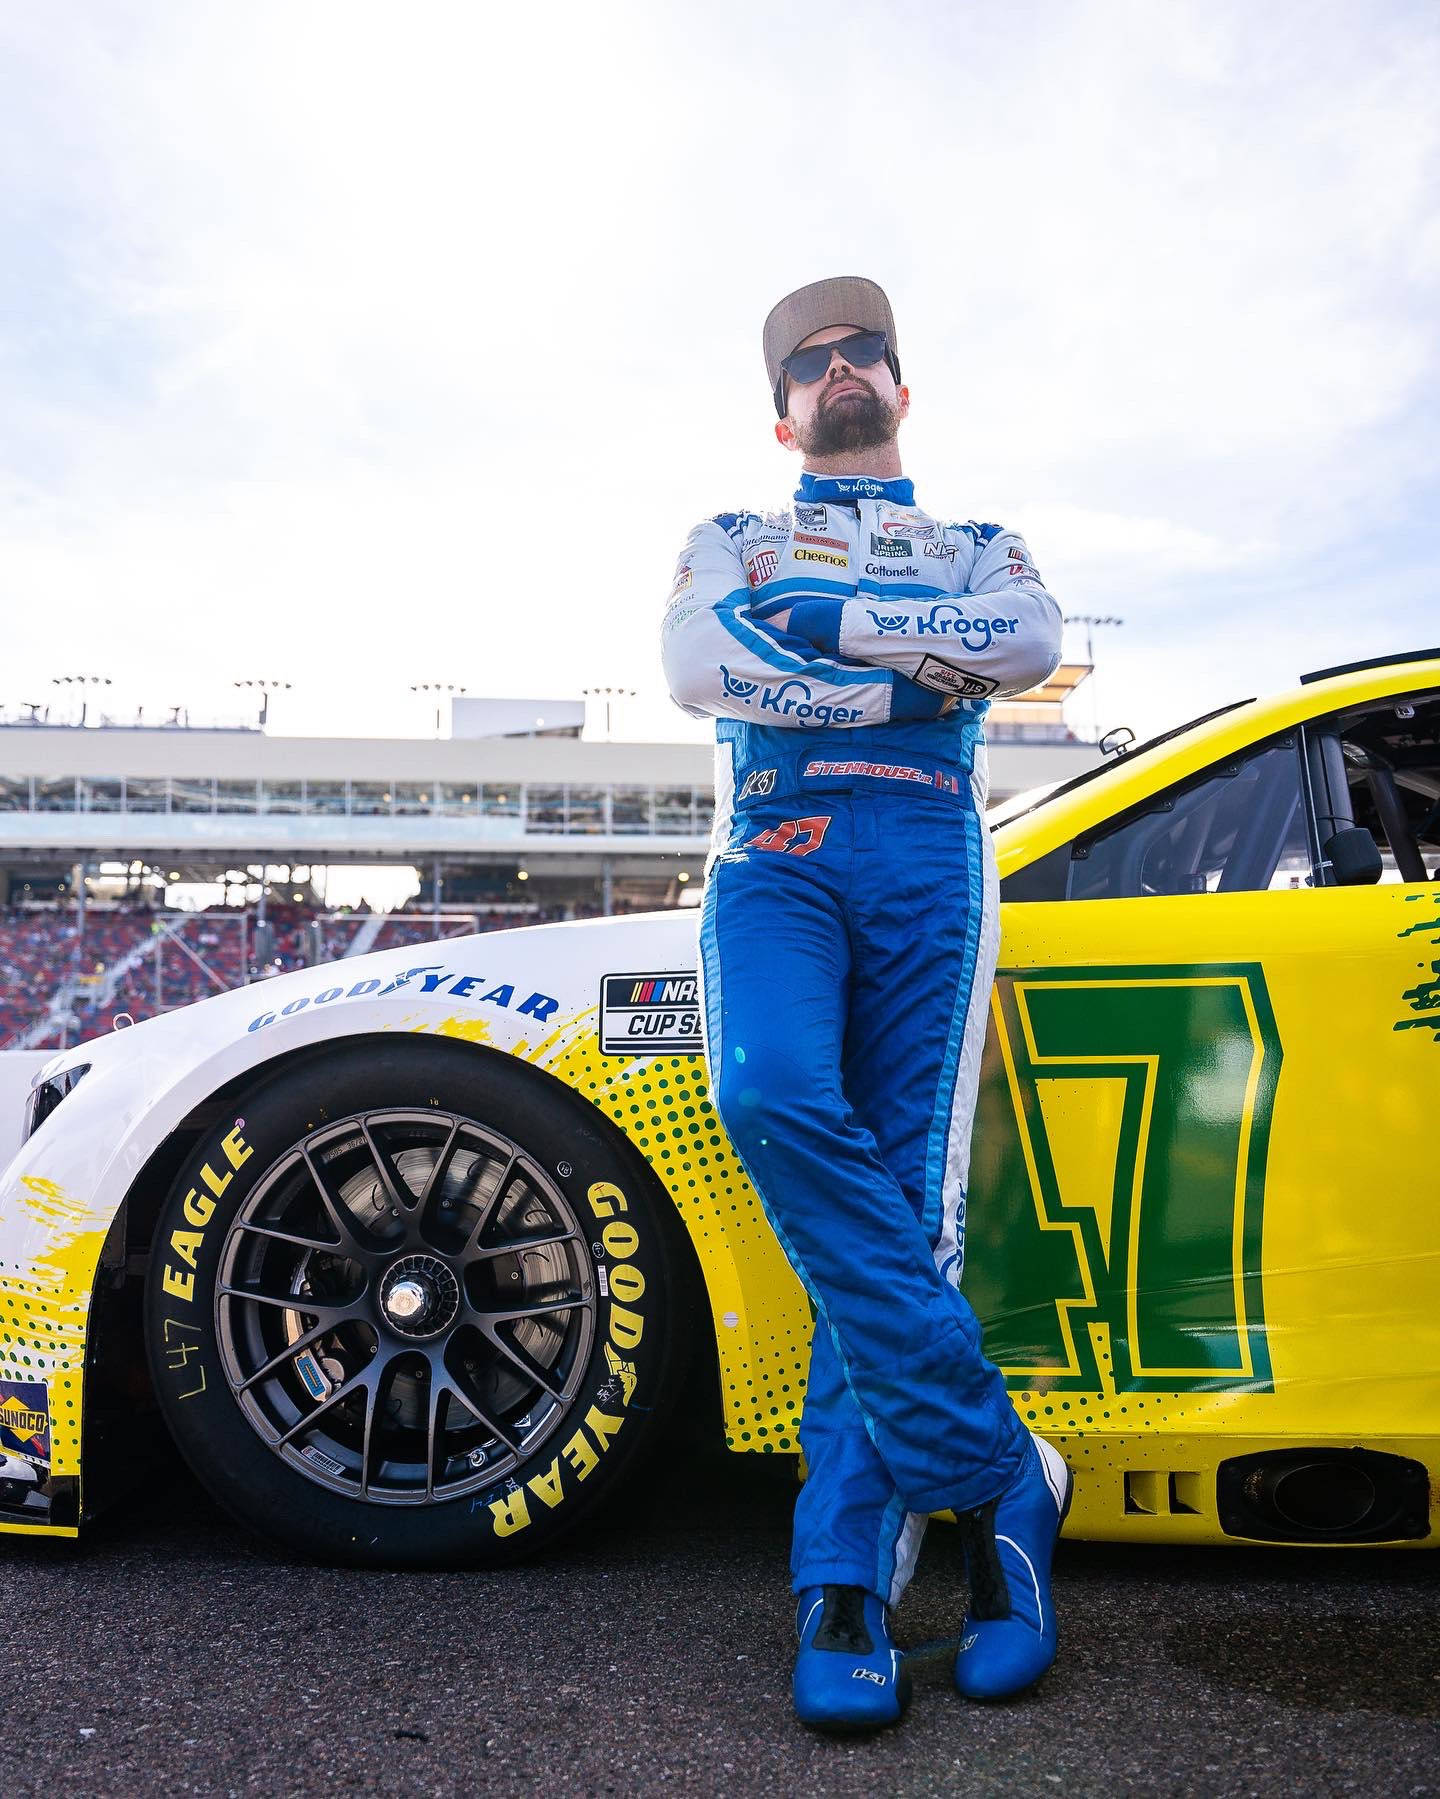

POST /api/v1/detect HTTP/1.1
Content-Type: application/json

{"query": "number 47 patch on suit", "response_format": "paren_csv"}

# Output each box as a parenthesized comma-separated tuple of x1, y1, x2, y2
(745, 816, 832, 856)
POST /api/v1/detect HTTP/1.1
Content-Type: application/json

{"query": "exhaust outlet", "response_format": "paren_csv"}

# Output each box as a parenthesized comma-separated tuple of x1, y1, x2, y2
(1216, 1447, 1430, 1544)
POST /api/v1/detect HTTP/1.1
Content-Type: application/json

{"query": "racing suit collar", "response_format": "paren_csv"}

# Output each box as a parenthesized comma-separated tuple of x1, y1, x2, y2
(796, 471, 916, 507)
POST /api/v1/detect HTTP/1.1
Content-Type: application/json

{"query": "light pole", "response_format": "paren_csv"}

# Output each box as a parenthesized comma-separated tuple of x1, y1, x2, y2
(1063, 615, 1124, 740)
(410, 682, 467, 738)
(582, 685, 636, 739)
(51, 673, 112, 727)
(233, 679, 292, 729)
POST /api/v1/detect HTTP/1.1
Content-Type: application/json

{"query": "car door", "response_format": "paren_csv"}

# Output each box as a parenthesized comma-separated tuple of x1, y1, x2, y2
(962, 700, 1439, 1480)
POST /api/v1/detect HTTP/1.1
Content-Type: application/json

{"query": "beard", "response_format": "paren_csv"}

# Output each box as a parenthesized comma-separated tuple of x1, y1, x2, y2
(792, 377, 899, 457)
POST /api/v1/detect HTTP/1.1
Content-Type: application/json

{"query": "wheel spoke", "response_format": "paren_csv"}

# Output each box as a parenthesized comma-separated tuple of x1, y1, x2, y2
(468, 1228, 579, 1262)
(236, 1218, 345, 1254)
(423, 1372, 446, 1500)
(437, 1368, 521, 1457)
(277, 1358, 376, 1447)
(358, 1116, 413, 1214)
(481, 1293, 582, 1326)
(358, 1357, 389, 1497)
(417, 1119, 464, 1209)
(218, 1284, 353, 1326)
(300, 1143, 372, 1258)
(469, 1314, 568, 1400)
(235, 1317, 335, 1392)
(459, 1149, 521, 1256)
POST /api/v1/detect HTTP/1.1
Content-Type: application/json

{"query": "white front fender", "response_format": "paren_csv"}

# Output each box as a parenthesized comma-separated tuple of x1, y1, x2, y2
(0, 911, 810, 1503)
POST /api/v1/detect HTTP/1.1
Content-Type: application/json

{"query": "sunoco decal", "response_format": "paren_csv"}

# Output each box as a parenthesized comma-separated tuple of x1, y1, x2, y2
(0, 1379, 49, 1463)
(600, 972, 702, 1055)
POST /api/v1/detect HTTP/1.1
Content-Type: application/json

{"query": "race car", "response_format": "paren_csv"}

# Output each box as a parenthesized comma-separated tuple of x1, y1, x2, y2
(1, 648, 1436, 1560)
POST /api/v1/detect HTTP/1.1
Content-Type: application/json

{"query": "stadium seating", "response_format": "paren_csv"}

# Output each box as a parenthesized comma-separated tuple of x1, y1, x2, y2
(0, 900, 619, 1049)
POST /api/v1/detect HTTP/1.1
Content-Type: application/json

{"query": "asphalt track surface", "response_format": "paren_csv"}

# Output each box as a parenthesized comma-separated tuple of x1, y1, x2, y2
(8, 1438, 1439, 1798)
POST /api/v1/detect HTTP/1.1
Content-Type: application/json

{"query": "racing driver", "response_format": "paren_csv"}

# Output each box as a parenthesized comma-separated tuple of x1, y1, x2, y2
(662, 276, 1072, 1732)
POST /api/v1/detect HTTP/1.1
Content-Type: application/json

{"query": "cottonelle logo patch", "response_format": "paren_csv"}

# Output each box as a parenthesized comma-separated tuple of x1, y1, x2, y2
(600, 971, 702, 1054)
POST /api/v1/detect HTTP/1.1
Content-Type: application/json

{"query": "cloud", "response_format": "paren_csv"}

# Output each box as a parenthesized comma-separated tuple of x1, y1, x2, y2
(0, 0, 1437, 742)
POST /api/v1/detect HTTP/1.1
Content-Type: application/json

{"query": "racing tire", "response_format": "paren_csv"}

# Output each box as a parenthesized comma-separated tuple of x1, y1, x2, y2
(144, 1038, 696, 1566)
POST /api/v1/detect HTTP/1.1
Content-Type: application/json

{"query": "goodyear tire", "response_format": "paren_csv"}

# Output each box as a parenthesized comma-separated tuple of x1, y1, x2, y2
(144, 1038, 695, 1566)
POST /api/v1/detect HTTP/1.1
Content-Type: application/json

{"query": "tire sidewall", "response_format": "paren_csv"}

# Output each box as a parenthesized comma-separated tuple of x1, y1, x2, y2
(144, 1038, 684, 1566)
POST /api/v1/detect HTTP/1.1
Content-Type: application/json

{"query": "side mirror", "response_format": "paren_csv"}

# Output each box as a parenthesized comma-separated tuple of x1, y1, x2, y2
(1099, 726, 1135, 758)
(1323, 826, 1383, 887)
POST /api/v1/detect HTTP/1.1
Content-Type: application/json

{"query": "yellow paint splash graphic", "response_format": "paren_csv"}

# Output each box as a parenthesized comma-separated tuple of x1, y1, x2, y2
(432, 1014, 495, 1045)
(1, 1174, 108, 1474)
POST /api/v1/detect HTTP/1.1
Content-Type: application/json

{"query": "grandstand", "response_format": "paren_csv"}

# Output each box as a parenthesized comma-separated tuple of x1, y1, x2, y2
(1, 685, 1101, 1049)
(0, 902, 533, 1048)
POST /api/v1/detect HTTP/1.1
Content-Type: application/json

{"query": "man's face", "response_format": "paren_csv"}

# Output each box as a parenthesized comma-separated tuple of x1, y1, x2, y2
(776, 323, 910, 457)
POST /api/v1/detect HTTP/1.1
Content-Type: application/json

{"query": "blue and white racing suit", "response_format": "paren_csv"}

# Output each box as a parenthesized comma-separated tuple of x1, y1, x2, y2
(662, 472, 1064, 1605)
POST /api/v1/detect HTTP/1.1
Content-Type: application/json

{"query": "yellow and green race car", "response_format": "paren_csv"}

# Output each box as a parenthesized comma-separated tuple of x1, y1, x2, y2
(2, 649, 1437, 1557)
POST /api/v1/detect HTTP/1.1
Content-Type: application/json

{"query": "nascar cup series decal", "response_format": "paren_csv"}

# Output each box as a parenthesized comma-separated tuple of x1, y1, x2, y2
(600, 972, 703, 1055)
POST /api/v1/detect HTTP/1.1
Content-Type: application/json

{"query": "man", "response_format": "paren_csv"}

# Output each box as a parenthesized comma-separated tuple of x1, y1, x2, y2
(661, 276, 1070, 1732)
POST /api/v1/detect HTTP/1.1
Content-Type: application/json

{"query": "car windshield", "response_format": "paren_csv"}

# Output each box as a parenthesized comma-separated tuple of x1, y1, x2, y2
(990, 698, 1254, 830)
(987, 782, 1061, 827)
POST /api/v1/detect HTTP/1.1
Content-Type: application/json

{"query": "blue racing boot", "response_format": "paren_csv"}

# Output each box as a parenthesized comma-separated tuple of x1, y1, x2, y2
(793, 1584, 910, 1731)
(953, 1434, 1073, 1700)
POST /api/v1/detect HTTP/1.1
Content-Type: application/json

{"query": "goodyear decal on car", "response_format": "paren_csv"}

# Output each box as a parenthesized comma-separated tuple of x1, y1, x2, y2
(599, 971, 702, 1056)
(247, 967, 559, 1034)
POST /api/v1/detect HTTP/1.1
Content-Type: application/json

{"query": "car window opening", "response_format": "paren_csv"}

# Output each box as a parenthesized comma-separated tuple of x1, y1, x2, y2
(1330, 689, 1440, 884)
(1003, 736, 1311, 902)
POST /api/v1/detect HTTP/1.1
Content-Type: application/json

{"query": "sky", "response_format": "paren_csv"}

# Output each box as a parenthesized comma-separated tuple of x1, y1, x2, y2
(1, 0, 1437, 750)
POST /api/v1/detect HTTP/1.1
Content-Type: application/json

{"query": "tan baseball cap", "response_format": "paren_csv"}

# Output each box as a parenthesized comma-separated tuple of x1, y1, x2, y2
(763, 275, 899, 395)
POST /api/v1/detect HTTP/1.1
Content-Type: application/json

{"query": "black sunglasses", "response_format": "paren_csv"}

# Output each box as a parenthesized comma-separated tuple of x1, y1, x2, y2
(773, 331, 900, 416)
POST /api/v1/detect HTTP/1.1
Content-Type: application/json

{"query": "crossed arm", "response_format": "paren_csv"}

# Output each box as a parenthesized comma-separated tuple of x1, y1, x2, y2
(661, 520, 948, 727)
(661, 520, 1063, 726)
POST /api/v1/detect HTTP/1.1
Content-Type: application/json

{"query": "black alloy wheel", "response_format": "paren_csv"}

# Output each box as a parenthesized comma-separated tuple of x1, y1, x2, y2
(217, 1109, 596, 1506)
(145, 1039, 697, 1566)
